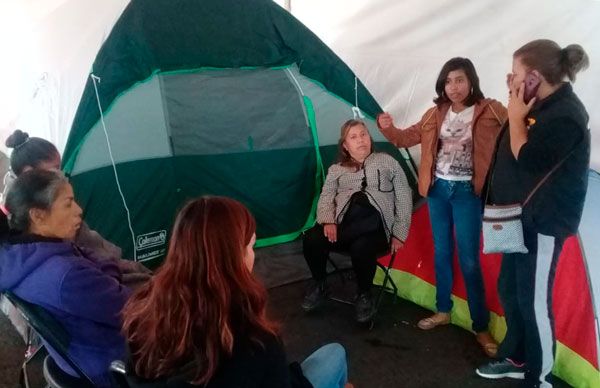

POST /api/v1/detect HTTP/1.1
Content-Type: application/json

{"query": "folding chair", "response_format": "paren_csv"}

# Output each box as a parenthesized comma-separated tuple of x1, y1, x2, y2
(3, 292, 95, 388)
(325, 255, 353, 286)
(327, 249, 399, 326)
(373, 250, 400, 311)
(109, 360, 129, 388)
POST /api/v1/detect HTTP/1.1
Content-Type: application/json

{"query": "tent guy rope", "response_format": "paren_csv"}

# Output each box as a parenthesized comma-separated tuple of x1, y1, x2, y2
(90, 73, 138, 262)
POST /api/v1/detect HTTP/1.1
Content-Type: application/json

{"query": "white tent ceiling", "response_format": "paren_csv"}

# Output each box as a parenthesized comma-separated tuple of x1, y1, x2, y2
(0, 0, 128, 151)
(1, 0, 598, 168)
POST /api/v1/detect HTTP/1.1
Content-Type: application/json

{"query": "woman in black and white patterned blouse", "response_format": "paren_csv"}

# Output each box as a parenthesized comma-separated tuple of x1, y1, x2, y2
(301, 119, 412, 324)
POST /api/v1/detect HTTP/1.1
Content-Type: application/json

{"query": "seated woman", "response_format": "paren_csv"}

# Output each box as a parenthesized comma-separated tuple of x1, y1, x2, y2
(0, 169, 131, 387)
(122, 196, 350, 388)
(302, 119, 412, 323)
(2, 129, 151, 288)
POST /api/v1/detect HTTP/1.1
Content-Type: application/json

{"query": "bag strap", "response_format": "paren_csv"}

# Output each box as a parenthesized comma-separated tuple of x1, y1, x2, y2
(521, 145, 578, 206)
(485, 125, 582, 207)
(483, 123, 509, 206)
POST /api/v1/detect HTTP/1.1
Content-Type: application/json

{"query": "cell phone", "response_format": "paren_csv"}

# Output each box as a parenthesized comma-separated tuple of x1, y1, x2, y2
(523, 72, 541, 104)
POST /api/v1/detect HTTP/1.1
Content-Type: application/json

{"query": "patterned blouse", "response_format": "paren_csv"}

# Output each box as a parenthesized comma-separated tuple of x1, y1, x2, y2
(316, 152, 412, 242)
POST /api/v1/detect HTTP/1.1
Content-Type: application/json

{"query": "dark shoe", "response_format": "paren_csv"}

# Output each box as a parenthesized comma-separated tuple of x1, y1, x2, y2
(302, 281, 328, 312)
(355, 292, 375, 323)
(476, 358, 525, 380)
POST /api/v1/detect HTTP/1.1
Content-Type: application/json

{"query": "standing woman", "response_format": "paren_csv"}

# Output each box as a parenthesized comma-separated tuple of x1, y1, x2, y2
(476, 40, 590, 387)
(377, 58, 506, 356)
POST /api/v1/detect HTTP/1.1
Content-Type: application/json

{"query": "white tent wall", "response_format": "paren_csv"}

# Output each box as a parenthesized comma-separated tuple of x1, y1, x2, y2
(0, 0, 129, 154)
(1, 0, 598, 170)
(284, 0, 600, 170)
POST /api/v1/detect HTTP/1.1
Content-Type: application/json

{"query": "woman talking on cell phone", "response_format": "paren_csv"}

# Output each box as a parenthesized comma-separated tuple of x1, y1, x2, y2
(476, 40, 590, 387)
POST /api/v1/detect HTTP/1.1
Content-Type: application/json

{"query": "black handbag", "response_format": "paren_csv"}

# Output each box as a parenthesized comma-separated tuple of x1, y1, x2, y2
(337, 192, 383, 244)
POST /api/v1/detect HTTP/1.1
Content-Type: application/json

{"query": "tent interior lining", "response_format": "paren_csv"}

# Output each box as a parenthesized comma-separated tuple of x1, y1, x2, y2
(67, 65, 389, 175)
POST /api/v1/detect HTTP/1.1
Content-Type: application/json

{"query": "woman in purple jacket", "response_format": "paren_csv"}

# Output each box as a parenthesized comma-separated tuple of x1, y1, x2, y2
(0, 169, 131, 387)
(2, 129, 151, 288)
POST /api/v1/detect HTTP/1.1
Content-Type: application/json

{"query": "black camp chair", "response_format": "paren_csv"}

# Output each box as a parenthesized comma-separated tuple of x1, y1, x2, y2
(109, 360, 129, 388)
(326, 249, 400, 326)
(3, 292, 95, 388)
(108, 359, 195, 388)
(374, 250, 400, 310)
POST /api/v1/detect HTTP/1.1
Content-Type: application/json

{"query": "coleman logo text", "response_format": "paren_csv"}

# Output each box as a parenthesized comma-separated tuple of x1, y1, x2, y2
(136, 230, 167, 251)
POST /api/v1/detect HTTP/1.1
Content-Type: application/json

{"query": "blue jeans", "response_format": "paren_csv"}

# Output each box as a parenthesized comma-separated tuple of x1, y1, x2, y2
(301, 343, 348, 388)
(427, 178, 489, 333)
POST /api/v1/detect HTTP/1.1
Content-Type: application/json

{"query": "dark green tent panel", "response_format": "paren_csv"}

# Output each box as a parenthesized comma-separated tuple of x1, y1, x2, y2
(63, 0, 417, 263)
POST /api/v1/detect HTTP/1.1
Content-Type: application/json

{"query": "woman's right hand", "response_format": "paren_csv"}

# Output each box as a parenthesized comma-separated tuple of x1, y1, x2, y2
(377, 112, 395, 130)
(323, 224, 337, 243)
(508, 81, 536, 124)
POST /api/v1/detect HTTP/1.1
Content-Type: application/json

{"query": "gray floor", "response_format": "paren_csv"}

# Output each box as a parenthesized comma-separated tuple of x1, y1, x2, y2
(254, 240, 352, 289)
(272, 279, 570, 388)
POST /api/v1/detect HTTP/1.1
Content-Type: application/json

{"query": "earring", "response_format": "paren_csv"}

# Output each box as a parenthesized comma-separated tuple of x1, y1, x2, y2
(470, 87, 474, 95)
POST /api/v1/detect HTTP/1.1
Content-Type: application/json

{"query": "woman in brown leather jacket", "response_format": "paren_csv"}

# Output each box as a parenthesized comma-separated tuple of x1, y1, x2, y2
(377, 57, 506, 357)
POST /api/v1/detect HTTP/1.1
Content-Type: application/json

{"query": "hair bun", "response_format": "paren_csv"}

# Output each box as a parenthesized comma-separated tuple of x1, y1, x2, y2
(562, 44, 590, 82)
(5, 130, 30, 149)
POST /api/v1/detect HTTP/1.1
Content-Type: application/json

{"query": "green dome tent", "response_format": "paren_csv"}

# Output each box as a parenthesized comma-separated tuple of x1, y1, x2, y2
(62, 0, 417, 263)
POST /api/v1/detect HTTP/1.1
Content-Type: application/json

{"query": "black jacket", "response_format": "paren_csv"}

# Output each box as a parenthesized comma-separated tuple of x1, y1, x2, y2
(125, 332, 312, 388)
(0, 211, 8, 237)
(489, 83, 590, 238)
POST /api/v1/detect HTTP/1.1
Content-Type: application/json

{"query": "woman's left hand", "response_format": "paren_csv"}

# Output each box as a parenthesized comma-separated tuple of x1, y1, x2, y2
(508, 81, 536, 124)
(390, 237, 404, 253)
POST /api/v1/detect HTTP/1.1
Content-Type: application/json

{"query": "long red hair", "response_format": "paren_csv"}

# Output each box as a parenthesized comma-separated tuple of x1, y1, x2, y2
(122, 196, 277, 384)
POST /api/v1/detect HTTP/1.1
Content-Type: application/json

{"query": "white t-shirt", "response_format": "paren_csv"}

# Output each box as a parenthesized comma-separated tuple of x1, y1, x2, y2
(435, 105, 475, 181)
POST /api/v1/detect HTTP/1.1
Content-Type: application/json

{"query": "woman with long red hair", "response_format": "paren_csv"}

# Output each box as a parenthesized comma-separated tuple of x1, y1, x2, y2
(122, 196, 350, 387)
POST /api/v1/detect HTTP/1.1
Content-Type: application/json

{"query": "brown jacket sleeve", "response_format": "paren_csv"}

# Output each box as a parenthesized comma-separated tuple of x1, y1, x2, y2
(376, 108, 436, 148)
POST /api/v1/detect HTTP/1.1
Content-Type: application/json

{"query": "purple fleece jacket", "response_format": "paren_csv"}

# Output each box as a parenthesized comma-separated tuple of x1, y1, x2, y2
(0, 234, 131, 387)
